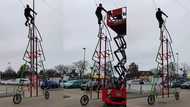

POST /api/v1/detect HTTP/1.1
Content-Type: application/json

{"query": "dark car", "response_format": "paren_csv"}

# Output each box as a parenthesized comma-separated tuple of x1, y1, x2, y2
(180, 81, 190, 89)
(41, 80, 59, 89)
(171, 79, 186, 88)
(64, 80, 82, 88)
(81, 80, 98, 90)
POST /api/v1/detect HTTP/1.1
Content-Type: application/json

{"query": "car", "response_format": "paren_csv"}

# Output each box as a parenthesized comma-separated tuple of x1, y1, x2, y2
(131, 79, 141, 85)
(59, 80, 68, 88)
(80, 80, 98, 90)
(64, 80, 81, 89)
(0, 80, 8, 85)
(41, 80, 60, 89)
(16, 78, 30, 85)
(171, 79, 186, 88)
(180, 81, 190, 89)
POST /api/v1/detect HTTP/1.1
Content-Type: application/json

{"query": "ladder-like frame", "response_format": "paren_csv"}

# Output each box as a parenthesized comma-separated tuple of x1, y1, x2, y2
(23, 23, 46, 97)
(147, 22, 179, 105)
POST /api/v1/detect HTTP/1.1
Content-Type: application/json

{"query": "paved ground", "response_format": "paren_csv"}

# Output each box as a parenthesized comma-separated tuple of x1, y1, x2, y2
(64, 89, 190, 107)
(128, 89, 190, 107)
(0, 89, 65, 107)
(0, 88, 190, 107)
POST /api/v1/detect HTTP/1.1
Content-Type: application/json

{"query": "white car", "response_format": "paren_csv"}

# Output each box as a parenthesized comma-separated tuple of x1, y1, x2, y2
(16, 78, 30, 85)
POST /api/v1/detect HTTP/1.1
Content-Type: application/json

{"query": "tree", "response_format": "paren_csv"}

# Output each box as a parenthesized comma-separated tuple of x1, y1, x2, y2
(0, 71, 2, 80)
(17, 64, 29, 78)
(2, 67, 17, 80)
(128, 62, 139, 79)
(168, 62, 177, 79)
(46, 69, 59, 77)
(69, 69, 79, 79)
(180, 63, 190, 79)
(73, 60, 89, 79)
(39, 69, 48, 80)
(55, 64, 69, 75)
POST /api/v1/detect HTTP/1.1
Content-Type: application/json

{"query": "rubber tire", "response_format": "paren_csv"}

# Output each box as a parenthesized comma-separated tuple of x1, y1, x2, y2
(175, 92, 180, 100)
(147, 95, 155, 105)
(80, 95, 89, 106)
(44, 90, 50, 100)
(13, 94, 22, 104)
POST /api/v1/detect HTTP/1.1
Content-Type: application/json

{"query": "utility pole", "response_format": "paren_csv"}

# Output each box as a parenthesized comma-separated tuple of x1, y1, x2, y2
(83, 48, 86, 79)
(176, 52, 179, 75)
(33, 0, 39, 97)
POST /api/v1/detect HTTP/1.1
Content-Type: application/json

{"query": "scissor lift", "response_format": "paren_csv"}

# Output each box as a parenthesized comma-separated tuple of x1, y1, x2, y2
(102, 7, 127, 106)
(147, 22, 180, 105)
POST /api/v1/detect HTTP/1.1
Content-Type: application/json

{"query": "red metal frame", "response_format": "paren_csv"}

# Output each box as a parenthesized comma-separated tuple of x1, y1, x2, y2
(155, 26, 175, 98)
(23, 25, 45, 97)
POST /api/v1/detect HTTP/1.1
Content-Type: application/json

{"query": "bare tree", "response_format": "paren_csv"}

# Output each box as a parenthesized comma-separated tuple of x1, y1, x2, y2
(128, 62, 139, 79)
(2, 67, 17, 80)
(55, 64, 70, 75)
(180, 62, 190, 78)
(73, 60, 89, 79)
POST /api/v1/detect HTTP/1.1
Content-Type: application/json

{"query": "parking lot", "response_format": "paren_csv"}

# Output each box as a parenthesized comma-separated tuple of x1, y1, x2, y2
(0, 86, 190, 107)
(64, 89, 190, 107)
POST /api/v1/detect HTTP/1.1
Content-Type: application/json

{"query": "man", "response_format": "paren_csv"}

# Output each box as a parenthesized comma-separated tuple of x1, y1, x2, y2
(95, 3, 107, 25)
(156, 8, 168, 28)
(24, 4, 37, 26)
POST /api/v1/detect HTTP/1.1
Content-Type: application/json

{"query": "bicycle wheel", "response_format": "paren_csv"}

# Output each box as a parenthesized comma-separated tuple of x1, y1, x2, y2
(175, 92, 180, 100)
(13, 94, 22, 104)
(44, 90, 50, 100)
(147, 95, 155, 105)
(80, 95, 89, 106)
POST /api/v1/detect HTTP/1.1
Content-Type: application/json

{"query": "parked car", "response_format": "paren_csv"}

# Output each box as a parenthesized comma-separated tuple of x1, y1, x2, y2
(171, 79, 186, 88)
(16, 78, 30, 85)
(131, 79, 141, 85)
(64, 80, 81, 88)
(59, 80, 68, 88)
(41, 80, 59, 89)
(80, 80, 98, 90)
(180, 81, 190, 89)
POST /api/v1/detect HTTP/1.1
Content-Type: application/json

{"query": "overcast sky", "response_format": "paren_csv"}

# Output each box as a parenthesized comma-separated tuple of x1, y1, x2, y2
(0, 0, 190, 71)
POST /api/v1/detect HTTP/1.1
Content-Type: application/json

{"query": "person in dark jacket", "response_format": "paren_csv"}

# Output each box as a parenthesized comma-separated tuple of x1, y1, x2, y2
(24, 4, 37, 26)
(156, 8, 168, 28)
(95, 3, 107, 25)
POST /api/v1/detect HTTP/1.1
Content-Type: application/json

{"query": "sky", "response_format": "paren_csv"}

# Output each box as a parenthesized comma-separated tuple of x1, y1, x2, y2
(0, 0, 190, 72)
